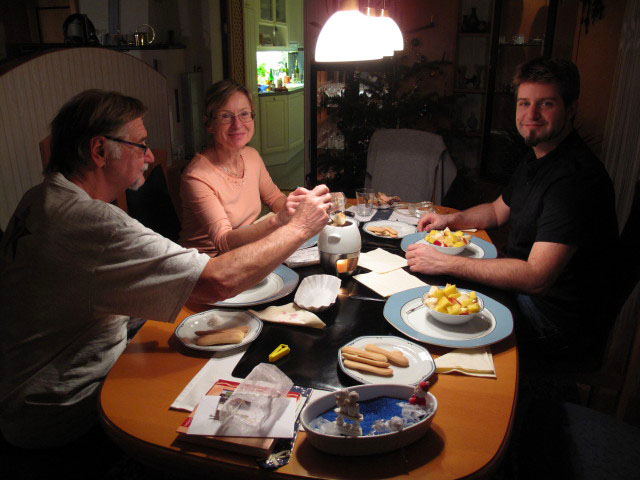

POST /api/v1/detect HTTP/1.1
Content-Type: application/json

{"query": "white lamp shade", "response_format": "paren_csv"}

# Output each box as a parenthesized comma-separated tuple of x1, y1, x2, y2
(379, 15, 404, 51)
(315, 10, 384, 62)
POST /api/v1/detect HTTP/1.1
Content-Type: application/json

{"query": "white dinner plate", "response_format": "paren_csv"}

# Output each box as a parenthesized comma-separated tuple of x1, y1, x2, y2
(383, 287, 513, 348)
(400, 232, 498, 259)
(174, 309, 263, 352)
(363, 220, 417, 239)
(338, 335, 436, 385)
(213, 264, 299, 307)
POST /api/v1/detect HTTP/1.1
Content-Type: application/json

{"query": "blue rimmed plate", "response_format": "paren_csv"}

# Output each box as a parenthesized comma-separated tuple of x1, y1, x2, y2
(400, 232, 498, 259)
(213, 264, 299, 307)
(298, 234, 319, 250)
(383, 286, 513, 348)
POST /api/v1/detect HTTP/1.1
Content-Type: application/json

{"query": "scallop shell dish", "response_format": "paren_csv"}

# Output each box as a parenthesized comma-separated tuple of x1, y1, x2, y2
(294, 275, 341, 312)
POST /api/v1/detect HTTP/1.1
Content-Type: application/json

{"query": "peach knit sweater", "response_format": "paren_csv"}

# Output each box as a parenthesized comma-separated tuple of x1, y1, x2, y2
(178, 147, 284, 256)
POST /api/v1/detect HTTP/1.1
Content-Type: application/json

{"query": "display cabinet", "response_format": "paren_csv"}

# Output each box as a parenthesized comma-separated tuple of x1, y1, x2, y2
(483, 0, 558, 181)
(451, 0, 558, 180)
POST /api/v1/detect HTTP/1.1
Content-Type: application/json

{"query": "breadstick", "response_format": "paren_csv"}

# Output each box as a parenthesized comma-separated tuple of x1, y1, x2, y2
(343, 359, 393, 376)
(364, 344, 409, 367)
(341, 352, 390, 368)
(195, 326, 249, 336)
(340, 346, 387, 362)
(195, 330, 245, 346)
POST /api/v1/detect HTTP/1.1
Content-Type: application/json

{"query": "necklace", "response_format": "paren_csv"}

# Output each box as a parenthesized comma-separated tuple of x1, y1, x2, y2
(220, 154, 245, 178)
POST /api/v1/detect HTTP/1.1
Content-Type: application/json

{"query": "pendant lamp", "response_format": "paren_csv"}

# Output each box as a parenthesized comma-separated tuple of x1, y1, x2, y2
(315, 0, 384, 62)
(379, 8, 404, 51)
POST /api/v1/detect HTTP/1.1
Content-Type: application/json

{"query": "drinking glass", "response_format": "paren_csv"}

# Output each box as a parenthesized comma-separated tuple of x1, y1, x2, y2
(329, 192, 346, 213)
(355, 188, 374, 217)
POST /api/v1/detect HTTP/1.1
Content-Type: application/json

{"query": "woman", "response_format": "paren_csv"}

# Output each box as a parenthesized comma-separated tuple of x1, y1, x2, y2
(179, 80, 304, 256)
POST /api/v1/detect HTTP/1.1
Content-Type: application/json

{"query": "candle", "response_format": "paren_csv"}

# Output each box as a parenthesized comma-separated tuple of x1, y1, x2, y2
(336, 259, 349, 274)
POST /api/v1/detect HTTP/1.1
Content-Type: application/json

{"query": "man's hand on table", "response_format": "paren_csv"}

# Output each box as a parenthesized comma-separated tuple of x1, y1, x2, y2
(417, 212, 451, 232)
(406, 242, 454, 275)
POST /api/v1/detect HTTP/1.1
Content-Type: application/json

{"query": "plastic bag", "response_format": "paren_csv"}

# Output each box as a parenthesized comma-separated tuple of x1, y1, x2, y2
(218, 363, 294, 435)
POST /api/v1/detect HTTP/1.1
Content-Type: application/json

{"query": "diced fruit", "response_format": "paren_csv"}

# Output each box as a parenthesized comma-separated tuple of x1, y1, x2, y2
(447, 304, 462, 315)
(424, 284, 482, 316)
(436, 296, 451, 310)
(424, 228, 472, 248)
(443, 284, 457, 296)
(467, 303, 481, 313)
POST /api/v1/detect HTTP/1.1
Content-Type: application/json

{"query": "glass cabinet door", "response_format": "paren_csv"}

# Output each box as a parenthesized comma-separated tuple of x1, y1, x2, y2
(260, 0, 273, 22)
(276, 0, 287, 23)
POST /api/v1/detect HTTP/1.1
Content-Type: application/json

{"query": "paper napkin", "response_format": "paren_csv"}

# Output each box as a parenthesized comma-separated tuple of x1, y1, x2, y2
(285, 247, 320, 268)
(346, 205, 375, 222)
(170, 352, 246, 412)
(353, 269, 427, 298)
(434, 347, 496, 378)
(358, 248, 408, 273)
(249, 303, 326, 329)
(389, 210, 419, 225)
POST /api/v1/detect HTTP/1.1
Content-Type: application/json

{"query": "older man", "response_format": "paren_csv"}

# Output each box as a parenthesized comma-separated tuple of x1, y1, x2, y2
(406, 58, 618, 366)
(0, 89, 331, 448)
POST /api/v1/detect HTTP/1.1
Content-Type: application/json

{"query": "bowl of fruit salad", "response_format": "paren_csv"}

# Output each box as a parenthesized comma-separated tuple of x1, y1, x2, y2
(424, 228, 471, 255)
(421, 284, 484, 325)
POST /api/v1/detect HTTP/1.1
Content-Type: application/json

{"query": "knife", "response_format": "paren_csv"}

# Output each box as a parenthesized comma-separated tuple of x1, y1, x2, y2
(348, 295, 386, 302)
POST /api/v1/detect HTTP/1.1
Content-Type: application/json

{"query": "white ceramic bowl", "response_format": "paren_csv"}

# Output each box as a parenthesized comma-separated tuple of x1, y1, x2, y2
(300, 384, 437, 456)
(422, 290, 484, 325)
(294, 274, 341, 312)
(426, 241, 466, 255)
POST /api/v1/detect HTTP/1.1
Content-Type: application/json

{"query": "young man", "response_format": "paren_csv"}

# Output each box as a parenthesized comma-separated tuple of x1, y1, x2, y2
(0, 89, 332, 448)
(406, 58, 618, 366)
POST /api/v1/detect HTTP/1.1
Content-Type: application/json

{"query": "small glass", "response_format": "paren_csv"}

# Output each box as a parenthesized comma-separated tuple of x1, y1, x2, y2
(329, 192, 346, 213)
(394, 201, 436, 218)
(355, 188, 374, 217)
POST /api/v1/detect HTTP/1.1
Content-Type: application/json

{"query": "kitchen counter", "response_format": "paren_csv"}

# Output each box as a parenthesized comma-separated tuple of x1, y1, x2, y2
(258, 83, 304, 96)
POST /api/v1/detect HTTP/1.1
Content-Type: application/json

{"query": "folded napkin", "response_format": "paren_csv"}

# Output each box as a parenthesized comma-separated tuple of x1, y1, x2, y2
(353, 268, 427, 298)
(346, 205, 375, 222)
(358, 248, 407, 273)
(249, 303, 326, 329)
(285, 247, 320, 268)
(389, 210, 419, 226)
(434, 347, 496, 378)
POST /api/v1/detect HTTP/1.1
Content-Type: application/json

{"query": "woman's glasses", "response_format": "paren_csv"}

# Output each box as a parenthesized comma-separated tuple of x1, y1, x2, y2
(215, 111, 256, 124)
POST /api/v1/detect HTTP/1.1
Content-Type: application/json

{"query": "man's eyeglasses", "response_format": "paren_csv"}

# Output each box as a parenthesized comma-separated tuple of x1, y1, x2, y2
(214, 111, 256, 124)
(104, 135, 149, 154)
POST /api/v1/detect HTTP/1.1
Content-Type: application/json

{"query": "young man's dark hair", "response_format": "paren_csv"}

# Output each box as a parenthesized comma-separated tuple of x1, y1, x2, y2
(512, 57, 580, 108)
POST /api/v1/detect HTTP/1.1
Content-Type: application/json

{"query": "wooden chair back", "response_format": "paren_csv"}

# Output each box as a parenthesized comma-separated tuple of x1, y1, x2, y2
(575, 179, 640, 423)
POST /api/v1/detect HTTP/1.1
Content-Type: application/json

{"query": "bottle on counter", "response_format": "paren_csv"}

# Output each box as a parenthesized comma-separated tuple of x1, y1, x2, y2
(293, 61, 300, 83)
(268, 69, 274, 85)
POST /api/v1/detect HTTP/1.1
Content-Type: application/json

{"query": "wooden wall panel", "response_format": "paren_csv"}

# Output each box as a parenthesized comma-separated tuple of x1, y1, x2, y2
(0, 47, 170, 230)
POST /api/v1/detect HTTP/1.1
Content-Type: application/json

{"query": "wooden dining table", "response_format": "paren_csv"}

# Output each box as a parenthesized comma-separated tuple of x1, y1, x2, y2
(99, 206, 518, 480)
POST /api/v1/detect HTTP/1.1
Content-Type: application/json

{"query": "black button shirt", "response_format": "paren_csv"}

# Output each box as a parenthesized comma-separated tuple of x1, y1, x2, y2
(502, 130, 618, 339)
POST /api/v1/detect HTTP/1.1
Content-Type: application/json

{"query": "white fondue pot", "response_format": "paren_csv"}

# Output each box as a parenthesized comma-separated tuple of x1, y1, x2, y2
(318, 220, 361, 277)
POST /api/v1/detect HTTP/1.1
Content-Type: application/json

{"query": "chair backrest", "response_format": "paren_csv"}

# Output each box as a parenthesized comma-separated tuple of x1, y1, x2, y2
(365, 128, 457, 204)
(576, 179, 640, 422)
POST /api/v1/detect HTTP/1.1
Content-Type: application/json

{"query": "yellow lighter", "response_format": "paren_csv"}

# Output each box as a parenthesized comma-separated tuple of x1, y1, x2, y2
(268, 344, 290, 362)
